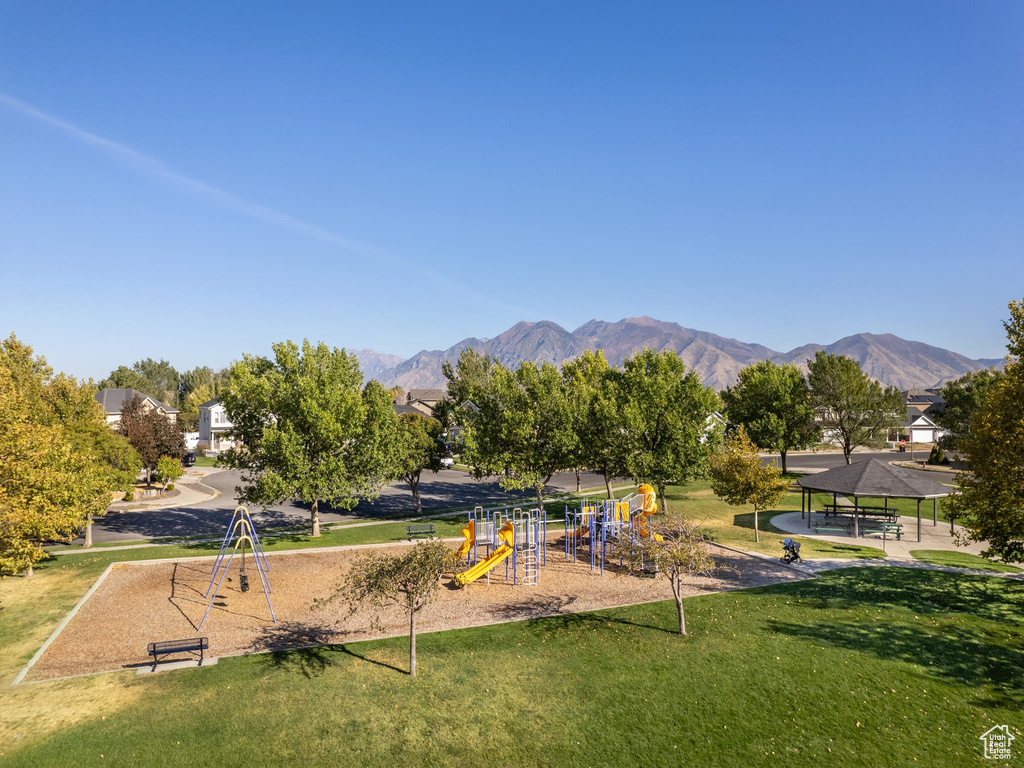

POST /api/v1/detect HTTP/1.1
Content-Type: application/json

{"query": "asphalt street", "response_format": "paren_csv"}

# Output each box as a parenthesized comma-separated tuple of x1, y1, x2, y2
(77, 450, 917, 545)
(79, 468, 625, 544)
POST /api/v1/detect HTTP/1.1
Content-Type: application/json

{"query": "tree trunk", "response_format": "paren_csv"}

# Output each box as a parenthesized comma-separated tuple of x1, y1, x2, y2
(575, 468, 581, 493)
(780, 450, 788, 474)
(658, 482, 667, 515)
(673, 575, 686, 635)
(311, 498, 321, 538)
(603, 469, 614, 500)
(411, 480, 422, 515)
(409, 608, 417, 676)
(26, 565, 33, 578)
(753, 507, 760, 543)
(84, 515, 93, 548)
(535, 483, 545, 513)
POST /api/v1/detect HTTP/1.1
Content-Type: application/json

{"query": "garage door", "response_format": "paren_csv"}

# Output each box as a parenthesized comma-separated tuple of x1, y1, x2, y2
(911, 428, 934, 443)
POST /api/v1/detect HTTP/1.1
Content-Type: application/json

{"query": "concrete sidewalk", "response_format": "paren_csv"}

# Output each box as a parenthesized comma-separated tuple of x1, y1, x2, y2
(770, 506, 985, 560)
(108, 467, 222, 513)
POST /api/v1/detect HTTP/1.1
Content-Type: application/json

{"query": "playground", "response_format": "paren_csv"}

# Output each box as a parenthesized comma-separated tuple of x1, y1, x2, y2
(23, 536, 801, 681)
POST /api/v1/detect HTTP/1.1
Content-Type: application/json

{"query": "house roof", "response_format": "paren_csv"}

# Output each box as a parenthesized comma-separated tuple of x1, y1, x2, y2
(198, 397, 223, 409)
(94, 388, 180, 414)
(394, 404, 426, 416)
(797, 459, 951, 499)
(407, 389, 445, 402)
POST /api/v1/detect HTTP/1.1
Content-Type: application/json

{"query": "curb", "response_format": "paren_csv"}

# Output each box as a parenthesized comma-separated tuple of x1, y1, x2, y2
(10, 561, 116, 686)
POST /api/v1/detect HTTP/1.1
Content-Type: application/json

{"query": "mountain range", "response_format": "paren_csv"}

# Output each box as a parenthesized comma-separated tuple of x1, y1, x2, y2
(356, 317, 1003, 393)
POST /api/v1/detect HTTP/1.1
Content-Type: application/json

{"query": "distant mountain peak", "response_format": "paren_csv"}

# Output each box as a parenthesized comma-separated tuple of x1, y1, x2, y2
(365, 318, 995, 392)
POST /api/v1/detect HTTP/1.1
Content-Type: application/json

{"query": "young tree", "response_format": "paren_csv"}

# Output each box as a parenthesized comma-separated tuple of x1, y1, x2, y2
(337, 539, 452, 675)
(156, 455, 185, 491)
(221, 340, 397, 537)
(946, 299, 1024, 563)
(618, 349, 722, 513)
(118, 395, 185, 484)
(723, 360, 818, 473)
(807, 350, 904, 464)
(934, 368, 1004, 452)
(708, 427, 789, 543)
(617, 515, 717, 635)
(562, 350, 623, 498)
(462, 360, 575, 512)
(395, 412, 442, 514)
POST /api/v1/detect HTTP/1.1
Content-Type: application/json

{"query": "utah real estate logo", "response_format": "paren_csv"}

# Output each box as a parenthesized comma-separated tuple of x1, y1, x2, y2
(980, 725, 1015, 760)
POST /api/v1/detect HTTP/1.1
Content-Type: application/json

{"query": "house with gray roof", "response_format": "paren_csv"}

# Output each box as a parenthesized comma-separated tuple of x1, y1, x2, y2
(198, 397, 236, 454)
(94, 388, 179, 428)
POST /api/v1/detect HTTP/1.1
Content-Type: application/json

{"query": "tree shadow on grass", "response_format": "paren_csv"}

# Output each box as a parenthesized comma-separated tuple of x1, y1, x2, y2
(247, 621, 407, 676)
(778, 568, 1024, 627)
(767, 618, 1024, 709)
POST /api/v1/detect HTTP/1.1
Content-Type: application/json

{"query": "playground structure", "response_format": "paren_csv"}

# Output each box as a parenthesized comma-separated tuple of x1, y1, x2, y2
(198, 506, 276, 631)
(564, 483, 664, 575)
(455, 505, 548, 587)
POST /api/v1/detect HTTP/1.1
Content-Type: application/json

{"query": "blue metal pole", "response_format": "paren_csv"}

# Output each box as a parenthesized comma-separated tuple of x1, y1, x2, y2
(209, 508, 241, 575)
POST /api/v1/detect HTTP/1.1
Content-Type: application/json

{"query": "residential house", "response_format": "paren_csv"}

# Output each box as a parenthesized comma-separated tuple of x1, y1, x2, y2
(406, 389, 444, 409)
(95, 388, 179, 428)
(198, 397, 236, 453)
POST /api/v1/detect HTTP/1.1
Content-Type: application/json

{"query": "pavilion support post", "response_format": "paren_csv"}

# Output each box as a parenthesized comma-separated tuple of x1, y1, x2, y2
(917, 499, 921, 543)
(854, 496, 859, 537)
(933, 498, 937, 526)
(801, 489, 805, 519)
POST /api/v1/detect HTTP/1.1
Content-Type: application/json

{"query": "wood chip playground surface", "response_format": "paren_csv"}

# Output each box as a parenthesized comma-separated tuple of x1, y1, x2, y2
(24, 541, 805, 682)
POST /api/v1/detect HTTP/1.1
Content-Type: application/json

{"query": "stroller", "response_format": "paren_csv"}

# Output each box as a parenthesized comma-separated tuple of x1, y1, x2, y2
(780, 537, 801, 564)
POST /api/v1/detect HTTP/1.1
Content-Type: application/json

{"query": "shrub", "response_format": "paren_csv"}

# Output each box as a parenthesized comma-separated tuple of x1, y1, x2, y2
(166, 483, 175, 491)
(928, 445, 949, 465)
(124, 490, 134, 501)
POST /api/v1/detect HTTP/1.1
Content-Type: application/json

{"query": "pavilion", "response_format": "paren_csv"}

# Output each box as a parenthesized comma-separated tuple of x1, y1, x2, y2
(797, 459, 953, 543)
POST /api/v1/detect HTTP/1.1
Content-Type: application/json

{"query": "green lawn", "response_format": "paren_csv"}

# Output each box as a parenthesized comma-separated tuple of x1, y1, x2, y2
(665, 480, 886, 560)
(2, 566, 1020, 766)
(193, 455, 220, 467)
(910, 549, 1023, 573)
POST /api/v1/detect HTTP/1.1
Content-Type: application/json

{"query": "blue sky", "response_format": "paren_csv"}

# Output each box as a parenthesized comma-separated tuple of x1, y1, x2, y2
(1, 1, 1021, 379)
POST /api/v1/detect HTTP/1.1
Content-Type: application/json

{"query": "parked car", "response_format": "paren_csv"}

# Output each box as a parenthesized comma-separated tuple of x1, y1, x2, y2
(440, 456, 454, 469)
(181, 451, 196, 467)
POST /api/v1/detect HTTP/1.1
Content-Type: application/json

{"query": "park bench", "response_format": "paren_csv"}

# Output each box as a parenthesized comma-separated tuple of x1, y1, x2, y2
(406, 522, 436, 538)
(147, 637, 208, 670)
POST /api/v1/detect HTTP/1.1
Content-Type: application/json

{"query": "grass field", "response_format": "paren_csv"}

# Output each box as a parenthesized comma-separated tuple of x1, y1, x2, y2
(910, 549, 1022, 573)
(2, 563, 1020, 767)
(665, 480, 886, 560)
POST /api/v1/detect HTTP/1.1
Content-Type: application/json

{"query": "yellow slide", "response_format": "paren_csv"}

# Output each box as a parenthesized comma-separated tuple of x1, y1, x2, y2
(456, 520, 475, 558)
(455, 521, 514, 587)
(635, 483, 664, 542)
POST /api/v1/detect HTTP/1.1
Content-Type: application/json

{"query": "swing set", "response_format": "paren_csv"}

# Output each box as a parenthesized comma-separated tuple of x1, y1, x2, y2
(197, 506, 277, 631)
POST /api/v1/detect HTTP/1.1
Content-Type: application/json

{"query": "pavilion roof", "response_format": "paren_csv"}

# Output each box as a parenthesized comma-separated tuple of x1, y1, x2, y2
(797, 459, 952, 499)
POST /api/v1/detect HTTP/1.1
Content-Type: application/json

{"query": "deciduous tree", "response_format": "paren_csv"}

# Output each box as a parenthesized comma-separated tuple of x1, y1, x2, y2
(119, 395, 185, 484)
(946, 299, 1024, 562)
(562, 350, 624, 497)
(934, 368, 1004, 452)
(221, 340, 397, 537)
(617, 515, 717, 635)
(462, 360, 574, 512)
(618, 349, 722, 513)
(807, 351, 904, 464)
(395, 412, 442, 514)
(723, 360, 817, 473)
(0, 367, 110, 574)
(708, 426, 789, 543)
(334, 539, 453, 675)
